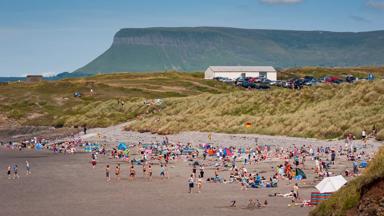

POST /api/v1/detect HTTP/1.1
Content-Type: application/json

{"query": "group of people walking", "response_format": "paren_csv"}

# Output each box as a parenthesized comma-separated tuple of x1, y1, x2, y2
(6, 161, 30, 179)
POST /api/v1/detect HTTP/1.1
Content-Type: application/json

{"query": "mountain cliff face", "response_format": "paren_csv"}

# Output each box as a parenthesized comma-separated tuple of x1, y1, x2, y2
(75, 27, 384, 74)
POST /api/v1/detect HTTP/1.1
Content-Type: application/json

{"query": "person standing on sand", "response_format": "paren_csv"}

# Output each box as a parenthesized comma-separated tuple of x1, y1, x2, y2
(199, 165, 205, 178)
(142, 163, 147, 178)
(188, 174, 194, 193)
(106, 165, 111, 182)
(160, 164, 165, 180)
(115, 164, 121, 181)
(148, 164, 153, 181)
(293, 183, 300, 201)
(26, 161, 31, 175)
(13, 164, 19, 179)
(7, 165, 11, 179)
(197, 177, 203, 193)
(129, 165, 136, 180)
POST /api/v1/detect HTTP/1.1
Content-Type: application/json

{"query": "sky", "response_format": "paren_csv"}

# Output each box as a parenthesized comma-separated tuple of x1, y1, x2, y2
(0, 0, 384, 76)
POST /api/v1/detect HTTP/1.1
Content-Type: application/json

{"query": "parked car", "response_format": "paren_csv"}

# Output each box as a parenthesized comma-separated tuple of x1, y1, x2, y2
(303, 76, 318, 86)
(214, 77, 234, 84)
(284, 78, 304, 89)
(241, 80, 257, 88)
(235, 77, 246, 86)
(345, 75, 356, 83)
(255, 82, 271, 89)
(325, 76, 343, 84)
(259, 78, 277, 85)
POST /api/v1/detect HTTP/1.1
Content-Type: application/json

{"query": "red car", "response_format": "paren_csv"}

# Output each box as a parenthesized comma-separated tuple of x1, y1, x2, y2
(325, 76, 343, 84)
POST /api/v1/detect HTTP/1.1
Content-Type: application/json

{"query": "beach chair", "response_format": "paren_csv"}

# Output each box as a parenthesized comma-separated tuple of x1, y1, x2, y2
(310, 192, 333, 205)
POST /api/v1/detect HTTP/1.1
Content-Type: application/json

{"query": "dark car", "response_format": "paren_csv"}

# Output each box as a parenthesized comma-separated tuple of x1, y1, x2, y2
(303, 76, 318, 86)
(235, 77, 246, 86)
(293, 79, 305, 89)
(241, 80, 257, 88)
(255, 82, 271, 89)
(285, 78, 304, 89)
(345, 75, 356, 83)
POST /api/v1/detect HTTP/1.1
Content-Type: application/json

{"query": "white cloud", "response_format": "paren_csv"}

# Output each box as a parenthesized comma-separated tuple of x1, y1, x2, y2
(366, 0, 384, 10)
(260, 0, 303, 4)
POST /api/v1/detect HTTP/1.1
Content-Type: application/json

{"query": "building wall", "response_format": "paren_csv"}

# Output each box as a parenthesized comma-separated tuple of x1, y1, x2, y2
(26, 76, 43, 83)
(204, 68, 214, 79)
(268, 72, 277, 81)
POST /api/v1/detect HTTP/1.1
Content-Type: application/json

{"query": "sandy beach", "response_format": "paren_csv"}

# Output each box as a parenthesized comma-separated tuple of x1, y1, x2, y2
(0, 123, 381, 216)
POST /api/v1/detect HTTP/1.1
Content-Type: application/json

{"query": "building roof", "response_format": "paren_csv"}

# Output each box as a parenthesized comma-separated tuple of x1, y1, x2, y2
(208, 66, 276, 72)
(26, 75, 43, 77)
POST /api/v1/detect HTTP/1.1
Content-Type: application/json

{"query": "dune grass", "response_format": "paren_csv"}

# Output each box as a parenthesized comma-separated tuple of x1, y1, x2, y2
(279, 66, 384, 80)
(1, 70, 384, 141)
(125, 80, 384, 139)
(309, 147, 384, 216)
(0, 71, 237, 127)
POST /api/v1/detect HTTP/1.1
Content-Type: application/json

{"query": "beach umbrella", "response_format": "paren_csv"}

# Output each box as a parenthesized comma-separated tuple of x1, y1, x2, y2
(35, 143, 43, 151)
(118, 143, 127, 151)
(316, 175, 347, 193)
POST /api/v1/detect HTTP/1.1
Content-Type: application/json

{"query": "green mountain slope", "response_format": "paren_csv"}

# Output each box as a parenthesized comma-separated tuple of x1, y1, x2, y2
(75, 27, 384, 74)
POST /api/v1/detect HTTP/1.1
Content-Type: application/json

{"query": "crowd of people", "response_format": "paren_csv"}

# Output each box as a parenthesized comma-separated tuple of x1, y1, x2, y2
(2, 128, 376, 208)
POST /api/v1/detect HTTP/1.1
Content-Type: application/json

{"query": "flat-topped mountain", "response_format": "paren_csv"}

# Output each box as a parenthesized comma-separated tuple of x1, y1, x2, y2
(75, 27, 384, 74)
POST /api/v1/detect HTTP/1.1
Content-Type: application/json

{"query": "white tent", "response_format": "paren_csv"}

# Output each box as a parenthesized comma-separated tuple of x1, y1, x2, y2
(315, 175, 347, 193)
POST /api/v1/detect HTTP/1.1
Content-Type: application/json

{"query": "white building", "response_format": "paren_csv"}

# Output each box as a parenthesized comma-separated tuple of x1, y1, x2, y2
(204, 66, 277, 81)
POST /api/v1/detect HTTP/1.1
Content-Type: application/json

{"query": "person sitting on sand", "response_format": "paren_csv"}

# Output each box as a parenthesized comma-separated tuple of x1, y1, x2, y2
(271, 176, 278, 187)
(247, 199, 256, 209)
(230, 200, 236, 207)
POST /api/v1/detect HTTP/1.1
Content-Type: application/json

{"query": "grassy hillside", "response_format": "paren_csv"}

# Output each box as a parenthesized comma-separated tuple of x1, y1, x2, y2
(125, 80, 384, 139)
(0, 72, 236, 127)
(310, 147, 384, 216)
(76, 27, 384, 74)
(1, 71, 384, 141)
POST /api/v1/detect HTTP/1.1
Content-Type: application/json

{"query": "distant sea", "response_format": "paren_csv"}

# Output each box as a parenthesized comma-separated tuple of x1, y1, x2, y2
(0, 77, 25, 83)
